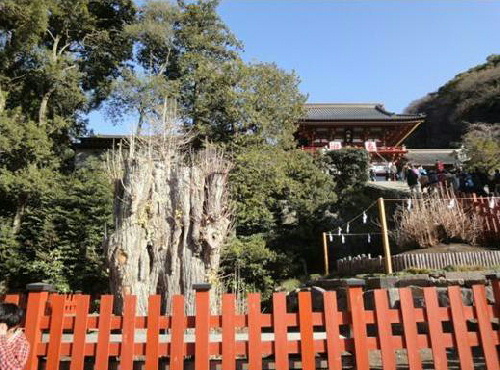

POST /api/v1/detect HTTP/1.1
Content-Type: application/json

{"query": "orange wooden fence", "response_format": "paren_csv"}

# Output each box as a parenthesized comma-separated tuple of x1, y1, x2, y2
(458, 193, 500, 238)
(2, 279, 500, 370)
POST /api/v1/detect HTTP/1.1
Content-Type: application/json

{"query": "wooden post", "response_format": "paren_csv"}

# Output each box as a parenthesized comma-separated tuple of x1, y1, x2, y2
(322, 232, 329, 275)
(24, 283, 54, 370)
(194, 283, 211, 370)
(377, 197, 393, 274)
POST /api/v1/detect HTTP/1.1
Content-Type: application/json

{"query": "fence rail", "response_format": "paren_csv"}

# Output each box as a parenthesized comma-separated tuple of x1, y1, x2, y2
(2, 279, 500, 370)
(337, 250, 500, 274)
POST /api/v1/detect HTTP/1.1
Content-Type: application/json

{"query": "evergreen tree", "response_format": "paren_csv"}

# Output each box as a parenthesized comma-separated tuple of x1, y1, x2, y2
(0, 0, 134, 292)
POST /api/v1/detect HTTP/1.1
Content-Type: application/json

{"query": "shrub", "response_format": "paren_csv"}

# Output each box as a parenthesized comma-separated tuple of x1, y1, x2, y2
(394, 190, 480, 249)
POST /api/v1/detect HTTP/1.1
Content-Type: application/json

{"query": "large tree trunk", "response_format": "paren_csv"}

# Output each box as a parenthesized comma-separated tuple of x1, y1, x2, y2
(105, 137, 231, 314)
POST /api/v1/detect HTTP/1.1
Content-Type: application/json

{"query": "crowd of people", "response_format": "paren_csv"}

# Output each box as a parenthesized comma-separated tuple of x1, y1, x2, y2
(403, 160, 500, 197)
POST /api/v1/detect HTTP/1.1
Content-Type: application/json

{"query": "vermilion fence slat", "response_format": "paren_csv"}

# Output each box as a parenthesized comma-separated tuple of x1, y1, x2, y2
(374, 289, 396, 370)
(3, 293, 21, 305)
(492, 278, 500, 344)
(298, 292, 315, 370)
(145, 295, 161, 370)
(194, 289, 210, 370)
(399, 288, 422, 370)
(46, 294, 65, 370)
(247, 293, 262, 370)
(120, 295, 137, 370)
(423, 287, 447, 370)
(95, 295, 114, 370)
(472, 285, 500, 370)
(25, 290, 50, 370)
(170, 295, 185, 370)
(323, 291, 342, 370)
(222, 294, 236, 370)
(347, 285, 369, 370)
(273, 292, 289, 370)
(448, 286, 473, 370)
(12, 278, 500, 370)
(69, 295, 90, 370)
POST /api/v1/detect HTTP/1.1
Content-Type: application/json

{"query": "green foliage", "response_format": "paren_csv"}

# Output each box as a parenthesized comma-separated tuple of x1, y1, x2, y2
(2, 159, 113, 292)
(0, 0, 131, 292)
(462, 123, 500, 173)
(443, 265, 488, 272)
(232, 63, 306, 148)
(231, 146, 336, 235)
(320, 148, 371, 232)
(229, 145, 337, 283)
(221, 235, 291, 300)
(406, 54, 500, 148)
(321, 148, 369, 193)
(0, 0, 135, 126)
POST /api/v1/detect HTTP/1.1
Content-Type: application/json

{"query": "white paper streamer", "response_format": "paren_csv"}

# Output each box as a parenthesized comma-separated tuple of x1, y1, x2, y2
(328, 233, 333, 242)
(447, 199, 455, 209)
(362, 211, 368, 224)
(341, 234, 345, 244)
(346, 223, 350, 233)
(489, 198, 495, 209)
(407, 199, 412, 210)
(338, 227, 342, 235)
(367, 234, 371, 243)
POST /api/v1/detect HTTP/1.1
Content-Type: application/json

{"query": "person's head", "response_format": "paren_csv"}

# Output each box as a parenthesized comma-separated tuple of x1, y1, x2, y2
(0, 302, 24, 329)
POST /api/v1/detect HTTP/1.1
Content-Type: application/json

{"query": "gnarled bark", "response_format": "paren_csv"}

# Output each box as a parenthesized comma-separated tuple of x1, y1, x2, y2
(105, 135, 232, 314)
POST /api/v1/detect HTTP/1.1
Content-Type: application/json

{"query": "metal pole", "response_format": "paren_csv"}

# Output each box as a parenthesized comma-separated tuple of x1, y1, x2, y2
(322, 232, 329, 275)
(377, 197, 393, 274)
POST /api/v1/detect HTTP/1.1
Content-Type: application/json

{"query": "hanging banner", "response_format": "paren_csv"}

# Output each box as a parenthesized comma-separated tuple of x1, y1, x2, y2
(365, 141, 377, 152)
(328, 141, 342, 150)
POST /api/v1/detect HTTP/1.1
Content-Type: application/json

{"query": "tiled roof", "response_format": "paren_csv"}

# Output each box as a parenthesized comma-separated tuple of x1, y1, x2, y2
(303, 103, 424, 121)
(405, 149, 458, 166)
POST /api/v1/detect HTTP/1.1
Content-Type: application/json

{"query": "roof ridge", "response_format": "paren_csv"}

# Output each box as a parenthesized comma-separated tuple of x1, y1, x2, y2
(305, 103, 381, 107)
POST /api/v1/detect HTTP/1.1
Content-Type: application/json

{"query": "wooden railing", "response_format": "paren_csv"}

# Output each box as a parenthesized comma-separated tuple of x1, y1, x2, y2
(2, 278, 500, 370)
(458, 193, 500, 238)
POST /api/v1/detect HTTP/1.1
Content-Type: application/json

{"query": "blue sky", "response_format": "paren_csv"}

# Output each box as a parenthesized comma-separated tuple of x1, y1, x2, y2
(87, 0, 500, 134)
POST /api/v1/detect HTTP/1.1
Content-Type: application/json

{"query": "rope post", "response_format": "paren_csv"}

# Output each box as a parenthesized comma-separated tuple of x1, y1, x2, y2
(377, 197, 393, 274)
(322, 232, 329, 276)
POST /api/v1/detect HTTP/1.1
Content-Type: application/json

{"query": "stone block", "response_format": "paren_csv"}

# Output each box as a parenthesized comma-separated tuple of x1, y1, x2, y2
(366, 276, 399, 289)
(444, 272, 486, 287)
(395, 274, 432, 287)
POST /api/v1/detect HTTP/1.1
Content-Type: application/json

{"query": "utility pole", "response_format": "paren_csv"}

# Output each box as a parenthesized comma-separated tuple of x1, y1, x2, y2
(322, 232, 329, 275)
(377, 197, 393, 274)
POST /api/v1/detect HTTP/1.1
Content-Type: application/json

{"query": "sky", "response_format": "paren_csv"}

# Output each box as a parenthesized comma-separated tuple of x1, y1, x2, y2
(87, 0, 500, 134)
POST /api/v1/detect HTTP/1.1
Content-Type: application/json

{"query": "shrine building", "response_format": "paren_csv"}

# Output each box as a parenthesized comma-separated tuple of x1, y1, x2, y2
(296, 103, 425, 163)
(73, 103, 428, 170)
